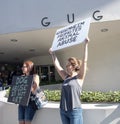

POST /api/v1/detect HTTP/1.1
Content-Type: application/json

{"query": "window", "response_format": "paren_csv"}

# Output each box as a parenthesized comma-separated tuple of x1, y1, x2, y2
(35, 65, 55, 85)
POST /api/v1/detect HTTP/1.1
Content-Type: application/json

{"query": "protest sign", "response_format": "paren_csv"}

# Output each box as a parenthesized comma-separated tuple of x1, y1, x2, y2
(8, 75, 33, 106)
(51, 17, 91, 51)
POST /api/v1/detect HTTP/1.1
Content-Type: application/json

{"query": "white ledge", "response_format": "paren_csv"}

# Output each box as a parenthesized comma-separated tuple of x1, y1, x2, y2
(1, 90, 120, 124)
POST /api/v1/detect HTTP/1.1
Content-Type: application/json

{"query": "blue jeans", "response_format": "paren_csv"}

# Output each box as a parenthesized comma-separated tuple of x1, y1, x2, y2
(60, 108, 83, 124)
(18, 103, 36, 122)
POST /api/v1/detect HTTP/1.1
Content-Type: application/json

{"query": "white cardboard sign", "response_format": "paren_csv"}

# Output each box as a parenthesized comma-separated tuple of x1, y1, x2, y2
(51, 17, 91, 51)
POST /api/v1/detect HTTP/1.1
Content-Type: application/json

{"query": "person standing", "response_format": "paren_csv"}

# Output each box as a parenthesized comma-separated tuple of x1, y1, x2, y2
(18, 60, 39, 124)
(49, 38, 89, 124)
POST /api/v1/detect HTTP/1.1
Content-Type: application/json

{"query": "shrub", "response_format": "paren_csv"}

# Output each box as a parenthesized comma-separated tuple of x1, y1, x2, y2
(80, 91, 120, 103)
(45, 90, 120, 103)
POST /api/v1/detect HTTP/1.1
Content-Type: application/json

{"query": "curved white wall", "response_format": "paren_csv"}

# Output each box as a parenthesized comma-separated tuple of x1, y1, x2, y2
(1, 100, 120, 124)
(0, 0, 120, 34)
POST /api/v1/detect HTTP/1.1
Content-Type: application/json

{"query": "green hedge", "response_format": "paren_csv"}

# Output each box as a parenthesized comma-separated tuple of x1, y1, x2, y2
(81, 91, 120, 103)
(44, 90, 120, 103)
(5, 88, 120, 103)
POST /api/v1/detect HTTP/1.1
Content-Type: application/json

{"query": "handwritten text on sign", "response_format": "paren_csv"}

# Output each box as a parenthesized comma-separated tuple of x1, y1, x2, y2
(51, 18, 91, 51)
(8, 75, 33, 106)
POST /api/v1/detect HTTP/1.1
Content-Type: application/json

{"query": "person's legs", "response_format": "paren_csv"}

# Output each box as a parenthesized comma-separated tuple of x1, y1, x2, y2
(60, 109, 70, 124)
(18, 105, 25, 124)
(25, 104, 36, 123)
(70, 108, 83, 124)
(19, 121, 25, 124)
(25, 121, 31, 124)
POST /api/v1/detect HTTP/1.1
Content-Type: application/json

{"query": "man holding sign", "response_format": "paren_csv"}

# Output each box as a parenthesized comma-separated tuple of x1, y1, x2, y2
(49, 18, 90, 124)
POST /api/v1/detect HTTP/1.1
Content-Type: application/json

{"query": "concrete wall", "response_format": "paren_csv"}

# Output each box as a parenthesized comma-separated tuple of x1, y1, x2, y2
(1, 100, 120, 124)
(0, 0, 120, 34)
(1, 91, 120, 124)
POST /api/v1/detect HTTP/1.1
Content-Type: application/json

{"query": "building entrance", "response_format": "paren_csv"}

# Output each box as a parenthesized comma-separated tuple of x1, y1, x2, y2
(35, 65, 55, 85)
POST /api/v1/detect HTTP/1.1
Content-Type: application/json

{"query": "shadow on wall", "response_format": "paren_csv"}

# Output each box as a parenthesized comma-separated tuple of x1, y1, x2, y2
(100, 105, 120, 124)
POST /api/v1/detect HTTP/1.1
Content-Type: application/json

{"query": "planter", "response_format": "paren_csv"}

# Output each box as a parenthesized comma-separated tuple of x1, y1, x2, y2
(0, 90, 120, 124)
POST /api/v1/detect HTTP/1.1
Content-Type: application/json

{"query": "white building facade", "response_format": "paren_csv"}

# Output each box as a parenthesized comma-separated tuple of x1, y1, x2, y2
(0, 0, 120, 91)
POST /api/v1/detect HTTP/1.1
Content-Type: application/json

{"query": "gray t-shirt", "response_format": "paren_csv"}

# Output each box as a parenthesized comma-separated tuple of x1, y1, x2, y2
(60, 76, 82, 111)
